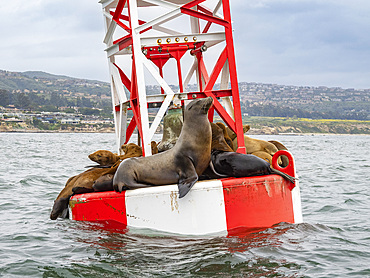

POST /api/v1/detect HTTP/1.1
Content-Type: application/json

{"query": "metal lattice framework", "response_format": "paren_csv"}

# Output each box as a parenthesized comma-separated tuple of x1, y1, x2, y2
(100, 0, 246, 156)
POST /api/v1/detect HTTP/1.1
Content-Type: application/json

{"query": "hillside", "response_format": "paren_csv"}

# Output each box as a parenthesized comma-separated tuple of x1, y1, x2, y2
(0, 70, 112, 113)
(0, 70, 111, 97)
(1, 69, 369, 122)
(239, 82, 369, 120)
(243, 117, 370, 135)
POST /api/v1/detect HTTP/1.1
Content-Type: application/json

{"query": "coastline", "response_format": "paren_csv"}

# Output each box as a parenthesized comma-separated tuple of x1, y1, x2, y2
(1, 129, 368, 136)
(1, 116, 369, 135)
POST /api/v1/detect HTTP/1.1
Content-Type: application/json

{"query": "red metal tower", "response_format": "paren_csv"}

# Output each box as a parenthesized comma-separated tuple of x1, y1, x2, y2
(100, 0, 246, 155)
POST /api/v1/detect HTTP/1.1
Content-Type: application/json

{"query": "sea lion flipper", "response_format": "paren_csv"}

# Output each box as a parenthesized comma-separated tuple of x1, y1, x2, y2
(50, 197, 70, 220)
(93, 174, 114, 192)
(178, 175, 198, 198)
(270, 168, 297, 184)
(84, 165, 112, 168)
(72, 187, 94, 195)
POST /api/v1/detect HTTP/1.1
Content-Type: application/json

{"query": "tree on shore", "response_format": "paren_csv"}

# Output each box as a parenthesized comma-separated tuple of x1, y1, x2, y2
(0, 89, 10, 106)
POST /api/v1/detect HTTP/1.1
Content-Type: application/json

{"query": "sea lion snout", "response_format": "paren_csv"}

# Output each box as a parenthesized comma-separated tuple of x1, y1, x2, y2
(201, 97, 214, 113)
(186, 97, 213, 113)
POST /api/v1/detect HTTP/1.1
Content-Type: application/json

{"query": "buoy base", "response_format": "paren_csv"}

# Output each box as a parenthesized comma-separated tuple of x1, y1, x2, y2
(70, 174, 302, 236)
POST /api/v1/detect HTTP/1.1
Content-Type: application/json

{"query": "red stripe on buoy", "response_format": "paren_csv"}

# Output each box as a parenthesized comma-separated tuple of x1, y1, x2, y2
(222, 175, 295, 233)
(70, 191, 128, 225)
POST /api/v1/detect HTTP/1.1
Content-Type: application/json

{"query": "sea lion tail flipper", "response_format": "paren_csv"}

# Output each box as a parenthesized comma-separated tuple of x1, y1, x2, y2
(50, 197, 70, 220)
(60, 207, 69, 219)
(270, 168, 298, 184)
(178, 175, 198, 198)
(84, 165, 112, 168)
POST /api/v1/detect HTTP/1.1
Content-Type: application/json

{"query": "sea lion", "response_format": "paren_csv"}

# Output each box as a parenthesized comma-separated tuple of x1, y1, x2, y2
(120, 142, 143, 157)
(93, 142, 158, 192)
(211, 123, 234, 152)
(226, 124, 250, 140)
(268, 140, 289, 167)
(232, 135, 279, 156)
(50, 167, 110, 220)
(268, 140, 288, 151)
(50, 143, 145, 220)
(251, 151, 272, 165)
(205, 150, 296, 183)
(200, 122, 234, 180)
(88, 150, 120, 166)
(215, 122, 234, 150)
(113, 97, 214, 198)
(227, 125, 287, 164)
(92, 173, 115, 192)
(151, 141, 159, 155)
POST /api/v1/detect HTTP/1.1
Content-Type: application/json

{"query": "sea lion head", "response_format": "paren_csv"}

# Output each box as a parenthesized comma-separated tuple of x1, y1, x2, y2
(120, 143, 143, 159)
(226, 124, 251, 140)
(215, 122, 234, 149)
(151, 141, 159, 154)
(186, 97, 214, 115)
(252, 151, 273, 165)
(211, 123, 234, 152)
(88, 150, 119, 166)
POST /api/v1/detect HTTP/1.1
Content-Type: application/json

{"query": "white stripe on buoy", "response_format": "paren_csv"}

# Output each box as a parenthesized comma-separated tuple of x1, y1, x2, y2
(125, 180, 228, 235)
(291, 180, 303, 223)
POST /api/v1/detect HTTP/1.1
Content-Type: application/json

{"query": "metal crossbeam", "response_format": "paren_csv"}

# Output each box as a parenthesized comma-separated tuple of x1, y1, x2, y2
(100, 0, 246, 155)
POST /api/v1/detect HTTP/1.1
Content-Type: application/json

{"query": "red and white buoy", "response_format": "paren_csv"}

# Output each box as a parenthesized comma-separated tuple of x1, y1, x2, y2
(70, 151, 302, 235)
(69, 0, 303, 234)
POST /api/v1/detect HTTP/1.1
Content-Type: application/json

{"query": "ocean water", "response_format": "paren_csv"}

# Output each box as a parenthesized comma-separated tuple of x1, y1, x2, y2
(0, 133, 369, 277)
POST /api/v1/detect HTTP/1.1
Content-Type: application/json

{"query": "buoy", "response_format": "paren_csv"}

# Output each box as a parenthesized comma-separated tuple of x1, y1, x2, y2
(68, 0, 303, 235)
(70, 151, 303, 235)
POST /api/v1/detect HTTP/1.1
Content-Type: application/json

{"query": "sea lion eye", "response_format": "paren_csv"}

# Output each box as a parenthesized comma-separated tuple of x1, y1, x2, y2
(187, 102, 194, 110)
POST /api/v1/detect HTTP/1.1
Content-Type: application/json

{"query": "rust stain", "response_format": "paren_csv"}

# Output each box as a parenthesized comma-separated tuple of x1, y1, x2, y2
(170, 191, 179, 213)
(126, 213, 138, 219)
(126, 213, 150, 223)
(69, 198, 87, 209)
(264, 181, 272, 197)
(104, 202, 125, 215)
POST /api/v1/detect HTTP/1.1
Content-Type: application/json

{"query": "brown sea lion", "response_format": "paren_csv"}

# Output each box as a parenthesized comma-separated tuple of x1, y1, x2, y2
(92, 142, 159, 192)
(232, 136, 279, 156)
(268, 140, 288, 151)
(88, 150, 120, 166)
(251, 151, 273, 165)
(92, 142, 158, 191)
(151, 141, 159, 155)
(215, 122, 234, 150)
(211, 123, 234, 152)
(268, 140, 289, 167)
(113, 97, 214, 198)
(120, 142, 143, 158)
(50, 143, 144, 220)
(200, 122, 234, 180)
(226, 124, 250, 140)
(50, 167, 112, 220)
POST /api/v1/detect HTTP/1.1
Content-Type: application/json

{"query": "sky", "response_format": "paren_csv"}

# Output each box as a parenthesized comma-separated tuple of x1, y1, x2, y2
(1, 0, 370, 89)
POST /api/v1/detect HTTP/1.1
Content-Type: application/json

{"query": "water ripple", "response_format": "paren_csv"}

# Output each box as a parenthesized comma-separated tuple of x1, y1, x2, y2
(1, 134, 369, 277)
